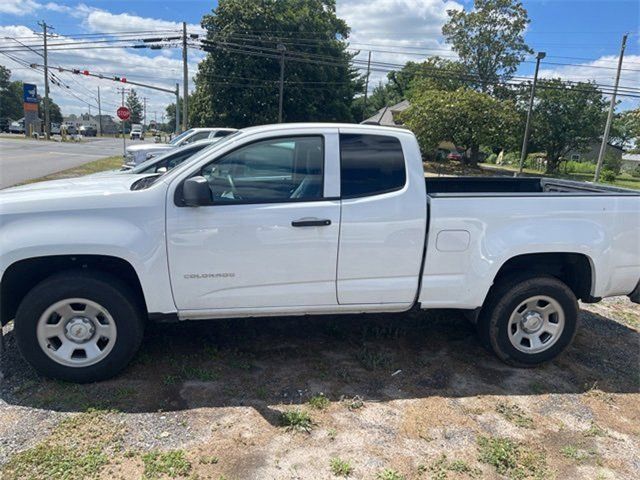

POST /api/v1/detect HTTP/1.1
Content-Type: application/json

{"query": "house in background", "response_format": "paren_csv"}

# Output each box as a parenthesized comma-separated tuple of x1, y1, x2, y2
(565, 141, 623, 163)
(361, 100, 411, 126)
(622, 153, 640, 173)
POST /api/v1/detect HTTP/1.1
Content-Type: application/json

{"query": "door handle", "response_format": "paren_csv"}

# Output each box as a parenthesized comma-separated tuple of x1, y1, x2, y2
(291, 219, 332, 227)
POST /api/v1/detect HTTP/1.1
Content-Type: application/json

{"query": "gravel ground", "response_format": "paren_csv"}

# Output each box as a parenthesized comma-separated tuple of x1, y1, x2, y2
(0, 297, 638, 479)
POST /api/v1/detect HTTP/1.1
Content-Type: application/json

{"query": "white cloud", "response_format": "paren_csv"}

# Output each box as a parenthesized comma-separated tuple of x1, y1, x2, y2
(337, 0, 462, 90)
(83, 9, 202, 35)
(539, 54, 640, 110)
(0, 1, 73, 16)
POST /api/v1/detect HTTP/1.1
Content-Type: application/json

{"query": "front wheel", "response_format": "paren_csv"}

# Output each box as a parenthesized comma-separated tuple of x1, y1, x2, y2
(14, 271, 144, 383)
(478, 275, 578, 367)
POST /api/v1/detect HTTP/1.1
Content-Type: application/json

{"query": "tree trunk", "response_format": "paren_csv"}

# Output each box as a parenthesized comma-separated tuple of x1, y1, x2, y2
(468, 144, 480, 167)
(545, 156, 560, 174)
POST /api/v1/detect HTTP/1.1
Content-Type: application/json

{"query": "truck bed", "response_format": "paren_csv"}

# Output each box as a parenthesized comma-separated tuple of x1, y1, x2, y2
(425, 176, 640, 196)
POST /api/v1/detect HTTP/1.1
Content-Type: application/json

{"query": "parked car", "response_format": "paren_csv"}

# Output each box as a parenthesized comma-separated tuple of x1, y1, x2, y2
(61, 123, 77, 135)
(1, 123, 638, 383)
(79, 125, 97, 137)
(89, 138, 223, 177)
(50, 123, 61, 135)
(125, 127, 237, 165)
(130, 124, 144, 140)
(9, 119, 24, 134)
(447, 151, 463, 161)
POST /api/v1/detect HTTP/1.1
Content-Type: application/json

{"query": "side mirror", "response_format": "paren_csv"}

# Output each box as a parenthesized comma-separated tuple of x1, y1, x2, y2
(183, 176, 211, 207)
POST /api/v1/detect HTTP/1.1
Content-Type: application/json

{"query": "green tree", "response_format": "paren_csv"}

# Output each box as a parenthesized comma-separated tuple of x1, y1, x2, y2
(165, 95, 184, 131)
(402, 87, 518, 165)
(125, 89, 144, 124)
(442, 0, 532, 92)
(38, 98, 63, 124)
(610, 108, 640, 149)
(191, 0, 362, 128)
(0, 65, 23, 120)
(531, 79, 607, 173)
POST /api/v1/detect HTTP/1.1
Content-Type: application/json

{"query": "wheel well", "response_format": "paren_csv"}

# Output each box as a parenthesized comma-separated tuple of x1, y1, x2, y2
(1, 255, 146, 325)
(493, 252, 595, 302)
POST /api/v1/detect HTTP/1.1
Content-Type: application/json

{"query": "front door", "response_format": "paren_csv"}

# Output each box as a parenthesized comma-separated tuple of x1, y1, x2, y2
(166, 134, 340, 312)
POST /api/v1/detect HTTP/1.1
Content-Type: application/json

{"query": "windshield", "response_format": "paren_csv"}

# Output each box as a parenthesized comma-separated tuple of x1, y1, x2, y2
(169, 129, 195, 145)
(132, 131, 243, 189)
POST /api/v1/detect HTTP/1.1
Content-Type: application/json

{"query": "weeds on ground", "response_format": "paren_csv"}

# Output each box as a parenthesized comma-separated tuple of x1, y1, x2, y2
(330, 458, 353, 477)
(199, 456, 219, 465)
(309, 393, 330, 410)
(376, 468, 405, 480)
(477, 436, 548, 479)
(1, 444, 108, 480)
(141, 450, 192, 479)
(356, 346, 391, 370)
(560, 445, 595, 463)
(584, 422, 607, 438)
(496, 402, 534, 429)
(280, 409, 314, 433)
(342, 395, 364, 410)
(424, 454, 480, 479)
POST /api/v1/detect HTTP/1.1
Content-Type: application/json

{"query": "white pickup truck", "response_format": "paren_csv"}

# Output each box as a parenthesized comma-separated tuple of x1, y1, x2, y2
(1, 123, 639, 382)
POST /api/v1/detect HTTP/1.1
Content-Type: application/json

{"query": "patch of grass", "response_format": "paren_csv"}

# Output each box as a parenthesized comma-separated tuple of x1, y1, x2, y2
(330, 458, 353, 477)
(280, 409, 314, 433)
(496, 402, 534, 429)
(309, 393, 330, 410)
(584, 422, 607, 438)
(141, 450, 192, 479)
(1, 444, 108, 480)
(199, 455, 219, 465)
(356, 346, 391, 370)
(181, 366, 219, 382)
(427, 454, 480, 479)
(327, 428, 337, 441)
(343, 395, 364, 410)
(376, 468, 405, 480)
(560, 445, 596, 463)
(477, 436, 548, 480)
(21, 155, 124, 184)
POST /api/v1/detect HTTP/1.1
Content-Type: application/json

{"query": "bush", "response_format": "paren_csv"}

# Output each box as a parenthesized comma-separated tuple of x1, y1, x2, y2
(631, 166, 640, 178)
(502, 152, 519, 165)
(601, 170, 616, 182)
(564, 160, 595, 174)
(485, 153, 498, 164)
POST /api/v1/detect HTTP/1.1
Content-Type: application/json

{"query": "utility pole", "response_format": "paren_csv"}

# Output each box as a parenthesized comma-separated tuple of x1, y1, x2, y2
(594, 33, 628, 182)
(277, 43, 286, 123)
(175, 82, 180, 134)
(182, 21, 189, 131)
(363, 50, 372, 122)
(143, 97, 147, 128)
(117, 87, 130, 156)
(517, 51, 546, 175)
(37, 21, 53, 140)
(97, 87, 103, 136)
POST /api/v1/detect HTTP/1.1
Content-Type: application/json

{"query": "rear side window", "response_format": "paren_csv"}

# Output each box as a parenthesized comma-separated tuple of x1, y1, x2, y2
(340, 134, 406, 198)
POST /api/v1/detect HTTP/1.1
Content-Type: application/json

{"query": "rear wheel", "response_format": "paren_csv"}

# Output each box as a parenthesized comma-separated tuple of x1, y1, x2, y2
(478, 275, 578, 367)
(14, 271, 144, 383)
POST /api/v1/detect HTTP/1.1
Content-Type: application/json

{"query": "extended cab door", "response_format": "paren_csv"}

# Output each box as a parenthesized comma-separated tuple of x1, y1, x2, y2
(336, 129, 427, 305)
(166, 129, 341, 312)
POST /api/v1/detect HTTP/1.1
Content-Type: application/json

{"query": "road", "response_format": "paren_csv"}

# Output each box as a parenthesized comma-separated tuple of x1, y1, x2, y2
(0, 135, 149, 188)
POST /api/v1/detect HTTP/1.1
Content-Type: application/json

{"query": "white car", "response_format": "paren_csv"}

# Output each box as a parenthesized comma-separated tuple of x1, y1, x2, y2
(130, 124, 144, 140)
(125, 127, 237, 165)
(1, 123, 638, 382)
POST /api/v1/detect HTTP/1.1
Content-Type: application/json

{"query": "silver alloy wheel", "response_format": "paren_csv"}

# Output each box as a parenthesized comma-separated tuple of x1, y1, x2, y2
(507, 295, 565, 354)
(36, 298, 117, 367)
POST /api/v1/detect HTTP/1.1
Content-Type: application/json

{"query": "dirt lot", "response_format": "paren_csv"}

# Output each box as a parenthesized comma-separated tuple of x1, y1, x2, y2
(0, 296, 638, 480)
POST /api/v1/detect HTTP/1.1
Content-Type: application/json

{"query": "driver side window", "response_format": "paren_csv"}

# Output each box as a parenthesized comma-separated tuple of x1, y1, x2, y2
(201, 136, 324, 204)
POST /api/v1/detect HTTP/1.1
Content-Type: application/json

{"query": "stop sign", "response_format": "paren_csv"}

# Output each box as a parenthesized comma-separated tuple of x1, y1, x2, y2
(117, 106, 130, 121)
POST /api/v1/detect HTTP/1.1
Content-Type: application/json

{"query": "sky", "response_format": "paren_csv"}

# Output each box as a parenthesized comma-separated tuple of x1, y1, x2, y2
(0, 0, 638, 121)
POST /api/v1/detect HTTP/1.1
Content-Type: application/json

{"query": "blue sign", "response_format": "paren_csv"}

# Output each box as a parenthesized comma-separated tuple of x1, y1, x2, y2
(23, 83, 38, 104)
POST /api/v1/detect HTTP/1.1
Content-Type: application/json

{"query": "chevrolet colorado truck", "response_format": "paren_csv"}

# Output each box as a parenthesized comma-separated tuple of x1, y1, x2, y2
(1, 123, 639, 382)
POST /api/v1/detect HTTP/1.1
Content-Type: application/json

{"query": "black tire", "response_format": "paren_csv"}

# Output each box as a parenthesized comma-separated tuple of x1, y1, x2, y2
(14, 270, 145, 383)
(477, 275, 578, 367)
